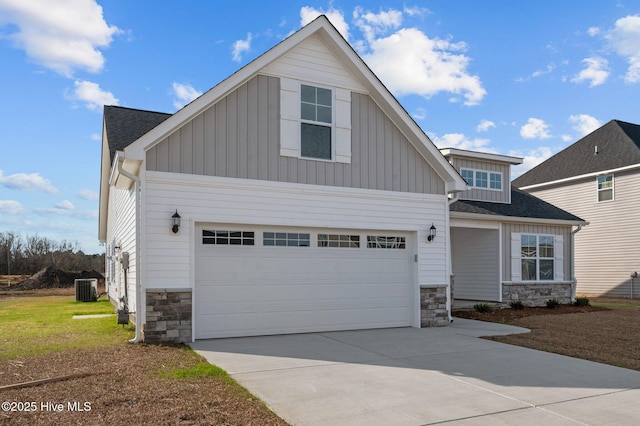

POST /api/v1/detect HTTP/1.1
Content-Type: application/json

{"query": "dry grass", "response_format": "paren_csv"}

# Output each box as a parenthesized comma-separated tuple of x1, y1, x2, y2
(454, 297, 640, 371)
(0, 289, 287, 426)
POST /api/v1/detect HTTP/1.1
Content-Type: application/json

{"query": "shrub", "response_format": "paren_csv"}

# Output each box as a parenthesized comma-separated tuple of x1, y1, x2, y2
(574, 297, 590, 306)
(546, 298, 561, 309)
(509, 300, 525, 310)
(473, 303, 494, 313)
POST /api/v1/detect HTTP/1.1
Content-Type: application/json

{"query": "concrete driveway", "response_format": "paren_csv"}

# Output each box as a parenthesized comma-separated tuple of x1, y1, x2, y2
(191, 319, 640, 425)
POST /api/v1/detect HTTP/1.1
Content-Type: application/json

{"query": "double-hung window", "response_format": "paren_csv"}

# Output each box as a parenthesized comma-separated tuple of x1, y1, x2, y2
(521, 235, 554, 281)
(301, 84, 332, 160)
(461, 168, 502, 191)
(597, 174, 613, 202)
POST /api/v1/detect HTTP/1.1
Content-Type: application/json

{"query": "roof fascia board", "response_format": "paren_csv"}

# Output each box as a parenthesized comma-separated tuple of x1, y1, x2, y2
(450, 211, 587, 226)
(519, 162, 640, 190)
(440, 148, 523, 165)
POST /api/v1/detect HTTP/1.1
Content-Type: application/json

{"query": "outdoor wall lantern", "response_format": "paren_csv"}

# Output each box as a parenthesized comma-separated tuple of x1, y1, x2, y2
(427, 224, 437, 242)
(171, 210, 182, 234)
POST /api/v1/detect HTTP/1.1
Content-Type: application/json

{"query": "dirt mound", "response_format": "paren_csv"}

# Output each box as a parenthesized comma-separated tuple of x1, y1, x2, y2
(12, 267, 105, 290)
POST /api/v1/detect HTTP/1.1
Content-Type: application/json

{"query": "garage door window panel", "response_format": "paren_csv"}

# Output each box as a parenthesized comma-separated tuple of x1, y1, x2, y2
(318, 234, 360, 248)
(264, 232, 310, 247)
(367, 236, 406, 249)
(203, 230, 254, 246)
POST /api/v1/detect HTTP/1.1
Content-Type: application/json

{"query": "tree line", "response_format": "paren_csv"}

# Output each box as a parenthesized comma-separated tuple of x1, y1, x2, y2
(0, 232, 104, 275)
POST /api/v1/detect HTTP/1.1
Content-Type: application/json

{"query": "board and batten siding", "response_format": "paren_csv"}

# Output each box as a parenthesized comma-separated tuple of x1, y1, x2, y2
(449, 158, 510, 203)
(106, 186, 137, 314)
(451, 228, 500, 300)
(143, 171, 449, 326)
(501, 223, 572, 283)
(527, 169, 640, 296)
(146, 75, 445, 195)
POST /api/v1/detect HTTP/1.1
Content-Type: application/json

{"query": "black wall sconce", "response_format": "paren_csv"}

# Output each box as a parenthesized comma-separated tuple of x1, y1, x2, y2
(172, 210, 181, 234)
(427, 224, 436, 242)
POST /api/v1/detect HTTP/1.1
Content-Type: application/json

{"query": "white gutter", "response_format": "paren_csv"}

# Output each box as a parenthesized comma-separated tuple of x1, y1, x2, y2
(570, 223, 587, 302)
(116, 156, 142, 344)
(450, 211, 586, 227)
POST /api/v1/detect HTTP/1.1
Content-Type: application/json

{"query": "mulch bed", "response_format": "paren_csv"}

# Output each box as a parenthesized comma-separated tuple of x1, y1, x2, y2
(453, 304, 609, 322)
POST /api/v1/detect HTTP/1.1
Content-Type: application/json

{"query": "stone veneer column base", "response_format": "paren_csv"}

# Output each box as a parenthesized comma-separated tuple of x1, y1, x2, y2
(144, 289, 192, 343)
(502, 282, 571, 307)
(420, 286, 449, 327)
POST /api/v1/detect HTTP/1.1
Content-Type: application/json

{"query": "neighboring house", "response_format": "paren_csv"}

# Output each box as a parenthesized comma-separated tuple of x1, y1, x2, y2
(514, 119, 640, 297)
(442, 149, 585, 306)
(99, 16, 469, 343)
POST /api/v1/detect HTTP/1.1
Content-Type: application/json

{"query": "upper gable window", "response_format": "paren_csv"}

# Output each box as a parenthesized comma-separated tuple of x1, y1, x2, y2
(300, 84, 332, 160)
(461, 168, 502, 191)
(597, 174, 613, 202)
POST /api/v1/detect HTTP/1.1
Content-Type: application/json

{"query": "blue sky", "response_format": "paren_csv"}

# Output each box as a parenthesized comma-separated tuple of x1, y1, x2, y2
(1, 1, 639, 254)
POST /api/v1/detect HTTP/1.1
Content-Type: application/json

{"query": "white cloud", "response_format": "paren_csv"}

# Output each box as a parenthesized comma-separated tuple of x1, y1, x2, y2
(569, 114, 601, 136)
(77, 189, 98, 200)
(403, 6, 431, 18)
(411, 107, 427, 120)
(431, 133, 493, 152)
(0, 200, 26, 215)
(298, 6, 485, 105)
(361, 28, 486, 105)
(171, 82, 202, 110)
(0, 169, 58, 194)
(65, 80, 118, 110)
(354, 7, 403, 42)
(231, 32, 252, 62)
(34, 206, 97, 220)
(300, 6, 350, 40)
(510, 147, 554, 178)
(605, 15, 640, 83)
(90, 133, 101, 142)
(0, 0, 120, 77)
(55, 200, 74, 210)
(477, 120, 495, 132)
(571, 57, 610, 87)
(520, 118, 551, 140)
(588, 26, 601, 36)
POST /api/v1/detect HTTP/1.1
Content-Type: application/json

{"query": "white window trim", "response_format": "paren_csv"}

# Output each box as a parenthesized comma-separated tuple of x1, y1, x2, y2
(511, 232, 564, 282)
(596, 174, 614, 203)
(279, 77, 351, 163)
(461, 167, 503, 192)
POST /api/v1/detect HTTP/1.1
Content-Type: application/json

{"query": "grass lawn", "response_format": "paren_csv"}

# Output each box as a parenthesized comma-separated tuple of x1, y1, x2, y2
(0, 296, 133, 360)
(0, 293, 287, 425)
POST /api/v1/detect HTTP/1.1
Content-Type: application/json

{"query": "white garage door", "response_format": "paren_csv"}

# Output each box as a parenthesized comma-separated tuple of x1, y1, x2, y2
(194, 225, 413, 339)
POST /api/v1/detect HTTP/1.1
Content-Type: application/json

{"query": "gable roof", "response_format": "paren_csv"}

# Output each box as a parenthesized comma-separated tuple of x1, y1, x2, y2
(114, 15, 466, 193)
(103, 105, 171, 165)
(450, 186, 584, 224)
(514, 120, 640, 188)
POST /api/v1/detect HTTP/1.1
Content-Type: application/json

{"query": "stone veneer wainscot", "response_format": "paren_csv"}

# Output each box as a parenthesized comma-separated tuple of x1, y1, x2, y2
(144, 289, 192, 343)
(502, 282, 572, 307)
(420, 285, 449, 327)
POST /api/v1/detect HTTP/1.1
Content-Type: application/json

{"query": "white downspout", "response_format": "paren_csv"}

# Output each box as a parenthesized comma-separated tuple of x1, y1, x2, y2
(570, 223, 587, 302)
(446, 192, 460, 322)
(117, 158, 142, 344)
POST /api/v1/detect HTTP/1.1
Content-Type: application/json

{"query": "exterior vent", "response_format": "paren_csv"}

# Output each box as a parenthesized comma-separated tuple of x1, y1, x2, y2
(75, 279, 98, 302)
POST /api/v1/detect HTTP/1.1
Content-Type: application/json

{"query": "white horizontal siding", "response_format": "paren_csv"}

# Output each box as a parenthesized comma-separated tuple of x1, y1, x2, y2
(143, 171, 449, 303)
(529, 170, 640, 296)
(106, 186, 137, 313)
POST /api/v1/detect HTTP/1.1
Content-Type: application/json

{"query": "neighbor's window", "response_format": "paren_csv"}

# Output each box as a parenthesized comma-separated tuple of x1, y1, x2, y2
(301, 84, 332, 160)
(203, 230, 255, 246)
(460, 168, 502, 191)
(264, 232, 310, 247)
(521, 234, 554, 281)
(367, 236, 406, 249)
(597, 174, 613, 202)
(318, 234, 360, 248)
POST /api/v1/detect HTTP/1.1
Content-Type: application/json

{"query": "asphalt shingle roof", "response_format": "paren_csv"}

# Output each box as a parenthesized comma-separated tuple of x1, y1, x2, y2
(450, 187, 584, 222)
(104, 105, 171, 164)
(513, 120, 640, 188)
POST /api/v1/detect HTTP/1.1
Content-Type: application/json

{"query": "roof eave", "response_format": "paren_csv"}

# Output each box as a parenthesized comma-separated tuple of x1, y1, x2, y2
(450, 211, 587, 226)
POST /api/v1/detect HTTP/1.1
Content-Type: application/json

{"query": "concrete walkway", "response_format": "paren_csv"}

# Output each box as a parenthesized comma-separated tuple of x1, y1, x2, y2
(191, 319, 640, 425)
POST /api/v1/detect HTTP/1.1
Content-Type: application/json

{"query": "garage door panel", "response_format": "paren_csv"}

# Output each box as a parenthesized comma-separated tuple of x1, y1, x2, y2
(195, 226, 413, 339)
